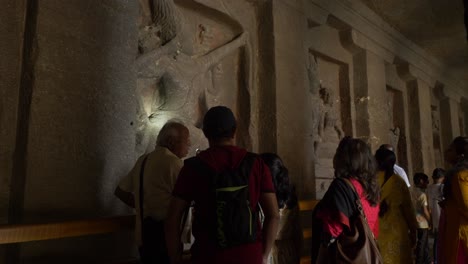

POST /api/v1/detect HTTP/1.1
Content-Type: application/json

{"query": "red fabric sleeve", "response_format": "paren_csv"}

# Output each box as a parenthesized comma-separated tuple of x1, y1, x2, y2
(317, 179, 379, 239)
(322, 211, 346, 237)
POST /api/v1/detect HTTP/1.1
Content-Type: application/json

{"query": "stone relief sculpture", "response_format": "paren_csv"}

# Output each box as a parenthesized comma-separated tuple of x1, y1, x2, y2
(389, 126, 400, 153)
(319, 86, 344, 141)
(308, 54, 346, 198)
(432, 109, 440, 133)
(431, 107, 443, 167)
(135, 0, 250, 154)
(307, 54, 324, 156)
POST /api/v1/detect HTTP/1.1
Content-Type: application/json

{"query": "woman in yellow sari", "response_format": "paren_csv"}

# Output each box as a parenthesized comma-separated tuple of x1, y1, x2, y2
(375, 148, 417, 264)
(438, 136, 468, 263)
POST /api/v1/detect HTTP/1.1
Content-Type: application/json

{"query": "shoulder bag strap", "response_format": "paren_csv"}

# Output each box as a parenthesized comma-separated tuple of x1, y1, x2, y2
(342, 178, 380, 242)
(240, 152, 259, 211)
(342, 178, 372, 227)
(139, 155, 150, 229)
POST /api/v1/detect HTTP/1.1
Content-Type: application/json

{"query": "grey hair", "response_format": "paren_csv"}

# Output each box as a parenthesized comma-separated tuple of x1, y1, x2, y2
(156, 121, 188, 148)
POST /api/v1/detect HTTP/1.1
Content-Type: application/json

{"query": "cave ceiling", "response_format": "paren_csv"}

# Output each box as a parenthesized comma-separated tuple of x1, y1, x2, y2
(361, 0, 468, 91)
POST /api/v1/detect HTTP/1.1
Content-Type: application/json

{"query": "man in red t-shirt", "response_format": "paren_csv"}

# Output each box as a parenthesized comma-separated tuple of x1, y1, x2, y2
(165, 106, 279, 264)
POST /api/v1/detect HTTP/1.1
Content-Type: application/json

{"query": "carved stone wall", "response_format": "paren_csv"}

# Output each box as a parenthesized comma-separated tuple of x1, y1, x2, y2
(135, 0, 264, 158)
(386, 86, 409, 170)
(273, 0, 466, 198)
(432, 105, 443, 168)
(385, 64, 412, 174)
(1, 0, 468, 262)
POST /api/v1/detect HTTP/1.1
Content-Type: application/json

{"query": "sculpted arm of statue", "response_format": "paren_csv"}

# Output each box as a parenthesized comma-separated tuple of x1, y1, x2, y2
(334, 119, 345, 139)
(135, 40, 178, 78)
(307, 55, 320, 94)
(194, 32, 248, 73)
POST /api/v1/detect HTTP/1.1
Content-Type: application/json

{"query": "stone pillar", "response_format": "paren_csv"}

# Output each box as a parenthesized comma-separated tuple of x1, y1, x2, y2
(0, 0, 26, 224)
(353, 50, 388, 150)
(257, 0, 277, 154)
(7, 1, 139, 262)
(406, 79, 435, 175)
(0, 1, 27, 262)
(273, 0, 315, 197)
(440, 94, 462, 153)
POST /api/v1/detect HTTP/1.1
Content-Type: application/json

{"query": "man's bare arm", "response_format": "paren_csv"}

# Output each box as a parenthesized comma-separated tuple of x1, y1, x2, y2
(259, 192, 280, 263)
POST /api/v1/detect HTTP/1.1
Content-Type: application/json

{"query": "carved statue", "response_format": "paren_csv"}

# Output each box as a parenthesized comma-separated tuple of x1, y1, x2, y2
(307, 54, 324, 154)
(319, 86, 344, 141)
(135, 0, 250, 153)
(389, 126, 400, 154)
(431, 110, 440, 133)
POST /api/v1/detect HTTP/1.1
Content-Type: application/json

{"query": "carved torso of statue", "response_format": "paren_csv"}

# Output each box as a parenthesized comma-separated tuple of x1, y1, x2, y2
(137, 33, 248, 126)
(319, 87, 344, 141)
(134, 0, 250, 154)
(307, 55, 324, 154)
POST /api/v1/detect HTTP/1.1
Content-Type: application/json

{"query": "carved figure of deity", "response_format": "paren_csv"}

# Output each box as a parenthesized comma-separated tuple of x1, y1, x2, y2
(389, 126, 400, 154)
(135, 0, 250, 154)
(432, 109, 440, 133)
(319, 86, 344, 141)
(307, 55, 324, 154)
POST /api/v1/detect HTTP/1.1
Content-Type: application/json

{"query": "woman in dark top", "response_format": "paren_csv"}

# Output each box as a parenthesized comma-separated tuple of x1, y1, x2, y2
(311, 137, 380, 263)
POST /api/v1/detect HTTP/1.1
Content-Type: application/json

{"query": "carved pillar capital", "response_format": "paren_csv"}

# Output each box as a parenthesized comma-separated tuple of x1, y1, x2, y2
(305, 1, 329, 28)
(441, 86, 462, 103)
(340, 29, 394, 62)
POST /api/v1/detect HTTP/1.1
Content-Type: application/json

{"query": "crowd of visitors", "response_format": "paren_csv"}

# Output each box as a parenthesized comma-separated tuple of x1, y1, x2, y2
(115, 105, 468, 264)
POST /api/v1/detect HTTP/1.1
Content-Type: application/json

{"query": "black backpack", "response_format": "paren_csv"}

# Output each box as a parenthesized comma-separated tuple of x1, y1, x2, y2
(186, 152, 258, 248)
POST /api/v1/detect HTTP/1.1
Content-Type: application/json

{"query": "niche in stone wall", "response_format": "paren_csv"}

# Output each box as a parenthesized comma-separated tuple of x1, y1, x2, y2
(386, 86, 409, 170)
(308, 51, 351, 198)
(305, 18, 354, 198)
(135, 0, 257, 155)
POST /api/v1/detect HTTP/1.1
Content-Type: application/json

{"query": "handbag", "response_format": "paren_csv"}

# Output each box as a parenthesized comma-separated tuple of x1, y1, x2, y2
(316, 178, 383, 264)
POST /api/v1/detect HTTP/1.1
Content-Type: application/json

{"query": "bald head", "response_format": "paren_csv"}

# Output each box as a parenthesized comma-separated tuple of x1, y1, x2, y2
(156, 121, 190, 158)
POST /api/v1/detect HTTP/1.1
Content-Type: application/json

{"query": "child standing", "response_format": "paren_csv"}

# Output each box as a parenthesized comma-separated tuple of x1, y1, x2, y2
(411, 173, 432, 264)
(427, 168, 445, 263)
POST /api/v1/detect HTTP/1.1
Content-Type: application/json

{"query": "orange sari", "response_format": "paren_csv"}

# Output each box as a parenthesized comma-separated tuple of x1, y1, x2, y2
(438, 169, 468, 264)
